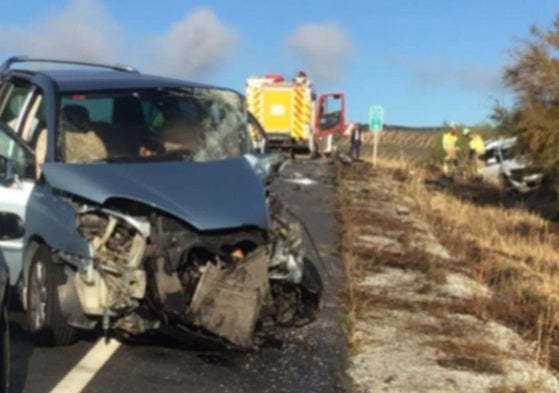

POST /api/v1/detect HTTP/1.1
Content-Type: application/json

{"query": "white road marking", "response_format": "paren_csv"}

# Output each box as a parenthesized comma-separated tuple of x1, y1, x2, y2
(49, 339, 121, 393)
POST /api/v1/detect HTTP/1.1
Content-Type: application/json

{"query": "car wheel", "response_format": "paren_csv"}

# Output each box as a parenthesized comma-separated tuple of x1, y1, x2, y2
(27, 245, 78, 346)
(499, 173, 520, 197)
(499, 173, 509, 189)
(0, 304, 9, 393)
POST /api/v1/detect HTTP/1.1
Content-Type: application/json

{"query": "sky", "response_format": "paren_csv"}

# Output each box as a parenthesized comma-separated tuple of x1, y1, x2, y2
(0, 0, 557, 127)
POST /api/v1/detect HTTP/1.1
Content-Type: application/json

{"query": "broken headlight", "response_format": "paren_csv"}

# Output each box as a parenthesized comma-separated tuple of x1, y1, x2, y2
(74, 208, 150, 318)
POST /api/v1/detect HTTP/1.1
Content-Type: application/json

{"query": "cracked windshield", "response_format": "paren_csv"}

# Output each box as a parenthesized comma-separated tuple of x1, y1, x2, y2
(58, 87, 249, 163)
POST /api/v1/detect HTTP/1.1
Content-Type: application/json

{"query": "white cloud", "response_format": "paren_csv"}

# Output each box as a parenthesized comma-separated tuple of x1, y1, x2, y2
(286, 21, 355, 83)
(0, 2, 238, 78)
(148, 8, 239, 78)
(0, 0, 122, 62)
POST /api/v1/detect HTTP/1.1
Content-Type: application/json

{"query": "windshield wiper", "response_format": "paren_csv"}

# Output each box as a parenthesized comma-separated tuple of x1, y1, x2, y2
(86, 155, 140, 163)
(85, 149, 195, 164)
(152, 149, 195, 161)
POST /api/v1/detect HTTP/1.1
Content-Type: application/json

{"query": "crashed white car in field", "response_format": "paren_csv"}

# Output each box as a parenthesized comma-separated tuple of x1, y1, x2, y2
(482, 136, 543, 193)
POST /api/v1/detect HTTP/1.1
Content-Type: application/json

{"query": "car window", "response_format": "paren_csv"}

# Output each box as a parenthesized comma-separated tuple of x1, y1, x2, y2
(0, 124, 35, 179)
(500, 148, 514, 161)
(483, 148, 497, 161)
(0, 80, 34, 133)
(21, 92, 45, 145)
(57, 88, 248, 163)
(61, 95, 113, 123)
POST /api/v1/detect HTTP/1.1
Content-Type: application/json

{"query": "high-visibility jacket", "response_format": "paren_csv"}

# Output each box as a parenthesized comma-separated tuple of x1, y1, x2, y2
(468, 134, 485, 154)
(442, 131, 457, 152)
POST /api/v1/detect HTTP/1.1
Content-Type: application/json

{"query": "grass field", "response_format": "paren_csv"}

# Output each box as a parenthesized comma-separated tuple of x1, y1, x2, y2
(338, 130, 559, 373)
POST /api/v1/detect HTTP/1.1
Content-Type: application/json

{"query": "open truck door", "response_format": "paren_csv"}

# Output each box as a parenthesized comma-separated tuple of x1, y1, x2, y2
(313, 93, 345, 156)
(315, 93, 345, 136)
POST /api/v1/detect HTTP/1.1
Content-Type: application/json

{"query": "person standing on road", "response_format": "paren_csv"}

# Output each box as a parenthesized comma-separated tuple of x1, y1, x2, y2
(463, 128, 485, 181)
(345, 120, 362, 161)
(442, 122, 458, 177)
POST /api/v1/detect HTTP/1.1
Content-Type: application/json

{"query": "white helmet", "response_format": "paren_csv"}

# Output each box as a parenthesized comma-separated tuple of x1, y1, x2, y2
(462, 128, 471, 136)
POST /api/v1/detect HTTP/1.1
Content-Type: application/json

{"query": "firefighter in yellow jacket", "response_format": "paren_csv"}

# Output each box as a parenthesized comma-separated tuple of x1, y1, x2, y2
(442, 122, 458, 177)
(463, 128, 485, 180)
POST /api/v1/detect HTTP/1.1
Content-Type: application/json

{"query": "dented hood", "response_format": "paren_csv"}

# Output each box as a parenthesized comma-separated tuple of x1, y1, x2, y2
(40, 158, 270, 231)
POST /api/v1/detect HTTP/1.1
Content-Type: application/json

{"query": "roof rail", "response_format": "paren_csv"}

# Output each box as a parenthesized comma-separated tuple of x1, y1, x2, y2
(0, 56, 139, 73)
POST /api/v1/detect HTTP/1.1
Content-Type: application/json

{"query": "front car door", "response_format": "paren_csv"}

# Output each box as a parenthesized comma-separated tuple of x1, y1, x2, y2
(0, 77, 41, 284)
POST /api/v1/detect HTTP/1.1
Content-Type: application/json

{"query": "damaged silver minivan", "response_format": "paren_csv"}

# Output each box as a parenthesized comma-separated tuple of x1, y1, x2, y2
(0, 57, 322, 348)
(482, 136, 543, 194)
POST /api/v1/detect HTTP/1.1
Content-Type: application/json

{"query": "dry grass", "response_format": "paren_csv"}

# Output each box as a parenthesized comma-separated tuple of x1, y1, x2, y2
(422, 197, 559, 366)
(337, 163, 358, 347)
(352, 155, 559, 369)
(427, 338, 506, 374)
(489, 381, 550, 393)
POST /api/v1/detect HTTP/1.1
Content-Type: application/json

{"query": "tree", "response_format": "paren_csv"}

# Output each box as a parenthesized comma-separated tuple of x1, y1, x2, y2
(500, 15, 559, 175)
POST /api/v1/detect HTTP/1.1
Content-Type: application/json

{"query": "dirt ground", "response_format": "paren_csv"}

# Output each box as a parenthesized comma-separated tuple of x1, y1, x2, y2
(338, 161, 559, 393)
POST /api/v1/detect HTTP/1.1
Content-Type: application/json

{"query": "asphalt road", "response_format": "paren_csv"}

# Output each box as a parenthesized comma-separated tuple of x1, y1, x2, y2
(8, 158, 350, 393)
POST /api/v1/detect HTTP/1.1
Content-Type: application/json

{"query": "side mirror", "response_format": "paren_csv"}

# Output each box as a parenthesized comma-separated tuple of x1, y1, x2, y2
(0, 212, 24, 239)
(0, 155, 16, 185)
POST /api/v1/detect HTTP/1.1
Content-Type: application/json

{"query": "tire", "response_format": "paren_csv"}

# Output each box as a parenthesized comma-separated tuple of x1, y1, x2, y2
(498, 173, 510, 190)
(499, 173, 518, 196)
(26, 245, 78, 346)
(0, 305, 9, 393)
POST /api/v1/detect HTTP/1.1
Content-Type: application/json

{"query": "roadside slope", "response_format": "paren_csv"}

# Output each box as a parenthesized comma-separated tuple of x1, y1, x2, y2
(339, 162, 559, 393)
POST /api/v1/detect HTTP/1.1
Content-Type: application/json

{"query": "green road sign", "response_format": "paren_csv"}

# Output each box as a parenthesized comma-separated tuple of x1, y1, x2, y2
(369, 105, 384, 132)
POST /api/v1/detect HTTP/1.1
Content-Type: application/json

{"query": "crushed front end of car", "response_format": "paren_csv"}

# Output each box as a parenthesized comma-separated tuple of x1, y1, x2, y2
(22, 85, 322, 348)
(55, 173, 322, 348)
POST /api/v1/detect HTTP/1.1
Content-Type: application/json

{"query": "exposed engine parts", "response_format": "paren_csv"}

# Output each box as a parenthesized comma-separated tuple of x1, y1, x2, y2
(57, 195, 322, 349)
